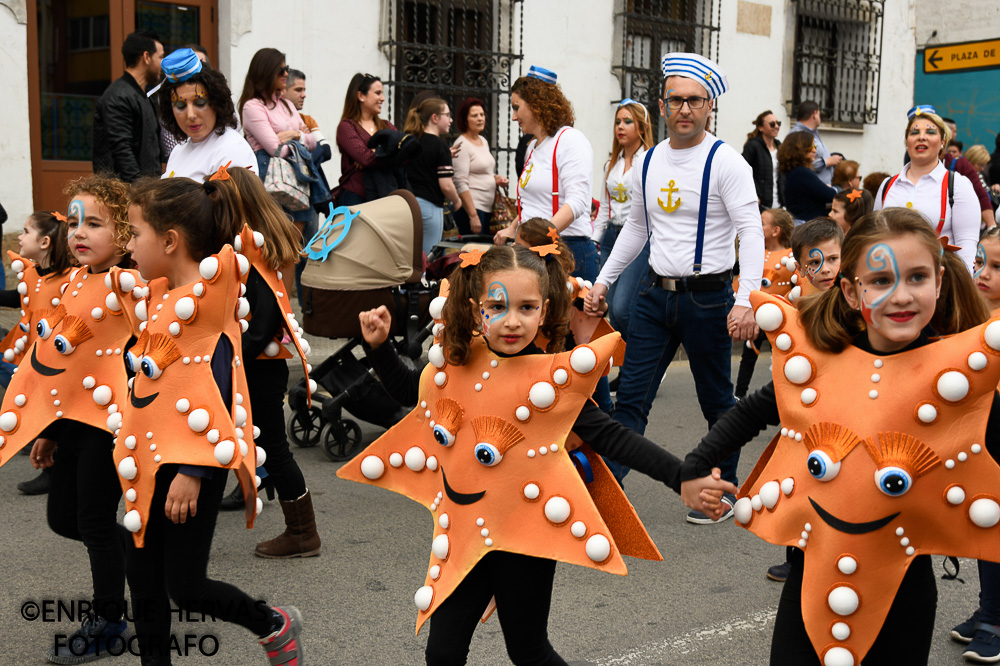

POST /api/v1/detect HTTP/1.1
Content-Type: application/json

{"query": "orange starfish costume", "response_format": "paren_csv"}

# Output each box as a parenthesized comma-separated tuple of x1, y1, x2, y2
(337, 332, 662, 633)
(0, 252, 73, 366)
(109, 246, 259, 546)
(735, 248, 798, 299)
(0, 265, 143, 465)
(736, 292, 1000, 665)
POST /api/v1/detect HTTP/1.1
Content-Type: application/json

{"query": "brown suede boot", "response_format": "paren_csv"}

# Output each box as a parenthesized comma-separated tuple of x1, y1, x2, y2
(254, 490, 322, 558)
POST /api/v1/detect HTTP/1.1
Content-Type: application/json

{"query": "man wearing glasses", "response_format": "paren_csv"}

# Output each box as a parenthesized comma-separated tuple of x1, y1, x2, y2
(791, 100, 842, 185)
(586, 53, 763, 523)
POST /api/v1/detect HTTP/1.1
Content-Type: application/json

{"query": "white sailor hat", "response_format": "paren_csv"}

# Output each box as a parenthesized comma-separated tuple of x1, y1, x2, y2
(162, 48, 203, 83)
(907, 104, 937, 119)
(526, 65, 557, 84)
(660, 53, 728, 99)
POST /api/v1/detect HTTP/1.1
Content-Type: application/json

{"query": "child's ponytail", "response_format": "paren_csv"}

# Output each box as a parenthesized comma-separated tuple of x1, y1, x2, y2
(515, 218, 573, 352)
(934, 248, 990, 334)
(227, 167, 302, 270)
(29, 212, 74, 272)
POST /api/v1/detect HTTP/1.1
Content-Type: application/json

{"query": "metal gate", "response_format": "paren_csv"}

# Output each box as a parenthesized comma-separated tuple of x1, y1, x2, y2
(380, 0, 525, 180)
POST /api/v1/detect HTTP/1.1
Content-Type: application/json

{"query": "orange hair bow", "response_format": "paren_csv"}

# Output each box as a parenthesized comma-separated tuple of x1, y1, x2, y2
(531, 244, 561, 258)
(52, 211, 68, 223)
(546, 227, 560, 243)
(209, 161, 233, 181)
(939, 236, 962, 253)
(846, 189, 863, 203)
(459, 248, 484, 268)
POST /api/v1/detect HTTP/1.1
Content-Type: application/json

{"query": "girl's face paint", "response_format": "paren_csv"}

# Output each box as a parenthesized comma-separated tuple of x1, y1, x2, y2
(907, 119, 943, 162)
(68, 198, 84, 240)
(476, 268, 546, 356)
(845, 236, 941, 352)
(804, 239, 841, 291)
(171, 83, 217, 143)
(67, 193, 120, 272)
(974, 237, 1000, 309)
(662, 88, 675, 118)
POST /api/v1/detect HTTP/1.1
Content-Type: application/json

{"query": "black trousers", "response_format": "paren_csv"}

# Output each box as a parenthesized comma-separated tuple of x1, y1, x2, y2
(47, 421, 127, 622)
(771, 547, 936, 665)
(425, 552, 567, 666)
(246, 361, 306, 500)
(734, 331, 768, 398)
(126, 465, 274, 659)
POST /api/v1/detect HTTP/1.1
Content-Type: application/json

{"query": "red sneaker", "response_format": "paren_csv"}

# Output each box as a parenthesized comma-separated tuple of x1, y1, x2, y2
(258, 606, 303, 665)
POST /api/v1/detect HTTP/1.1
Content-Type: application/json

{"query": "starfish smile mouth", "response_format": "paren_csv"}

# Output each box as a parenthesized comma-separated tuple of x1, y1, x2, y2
(442, 469, 486, 505)
(30, 345, 64, 376)
(129, 386, 158, 409)
(810, 497, 899, 535)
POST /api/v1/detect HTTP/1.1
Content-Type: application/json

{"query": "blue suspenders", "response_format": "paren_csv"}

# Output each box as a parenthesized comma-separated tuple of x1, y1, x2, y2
(641, 139, 723, 276)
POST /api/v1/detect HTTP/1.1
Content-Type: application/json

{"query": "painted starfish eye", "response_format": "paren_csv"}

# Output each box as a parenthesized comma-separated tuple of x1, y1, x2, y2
(474, 442, 502, 466)
(432, 424, 456, 447)
(807, 450, 841, 481)
(874, 466, 912, 496)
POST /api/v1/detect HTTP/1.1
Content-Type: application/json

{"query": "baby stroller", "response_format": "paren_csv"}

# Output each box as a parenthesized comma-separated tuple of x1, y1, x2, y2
(287, 190, 437, 461)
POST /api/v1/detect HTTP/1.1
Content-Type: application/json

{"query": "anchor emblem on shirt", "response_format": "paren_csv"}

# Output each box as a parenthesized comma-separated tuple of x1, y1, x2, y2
(657, 180, 681, 213)
(610, 183, 629, 203)
(519, 164, 533, 189)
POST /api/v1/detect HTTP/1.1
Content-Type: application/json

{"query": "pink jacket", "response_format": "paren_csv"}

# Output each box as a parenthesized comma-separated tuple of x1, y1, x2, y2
(241, 94, 316, 156)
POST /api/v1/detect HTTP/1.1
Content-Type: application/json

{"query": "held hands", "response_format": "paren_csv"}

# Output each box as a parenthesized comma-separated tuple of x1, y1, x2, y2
(30, 438, 57, 469)
(584, 283, 608, 317)
(727, 305, 758, 342)
(359, 306, 392, 349)
(165, 473, 201, 524)
(680, 467, 740, 521)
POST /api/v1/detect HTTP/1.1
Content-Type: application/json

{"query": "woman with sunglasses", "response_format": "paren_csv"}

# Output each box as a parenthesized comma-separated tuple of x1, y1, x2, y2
(742, 111, 783, 211)
(335, 73, 396, 207)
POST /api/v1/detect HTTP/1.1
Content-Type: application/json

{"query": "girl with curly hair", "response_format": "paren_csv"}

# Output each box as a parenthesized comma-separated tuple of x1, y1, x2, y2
(160, 48, 256, 182)
(496, 67, 597, 283)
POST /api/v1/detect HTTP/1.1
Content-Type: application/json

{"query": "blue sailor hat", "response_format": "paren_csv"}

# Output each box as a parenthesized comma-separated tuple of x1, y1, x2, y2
(660, 52, 728, 99)
(907, 104, 937, 119)
(162, 48, 203, 84)
(526, 65, 557, 84)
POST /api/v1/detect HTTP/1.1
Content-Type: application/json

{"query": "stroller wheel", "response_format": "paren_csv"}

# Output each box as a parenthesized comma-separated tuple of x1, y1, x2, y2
(321, 419, 364, 462)
(287, 406, 324, 448)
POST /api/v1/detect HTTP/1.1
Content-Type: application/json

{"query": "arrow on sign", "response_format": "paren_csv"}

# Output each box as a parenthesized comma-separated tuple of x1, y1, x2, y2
(928, 50, 942, 69)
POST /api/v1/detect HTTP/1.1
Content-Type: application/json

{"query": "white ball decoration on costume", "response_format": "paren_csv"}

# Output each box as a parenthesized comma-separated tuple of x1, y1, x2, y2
(432, 534, 450, 559)
(125, 488, 137, 503)
(252, 230, 265, 248)
(0, 411, 17, 433)
(92, 385, 113, 406)
(823, 646, 855, 666)
(985, 321, 1000, 351)
(585, 534, 611, 562)
(237, 297, 250, 319)
(123, 510, 142, 533)
(553, 369, 569, 386)
(428, 344, 446, 368)
(199, 257, 219, 280)
(969, 498, 1000, 528)
(733, 497, 753, 524)
(187, 408, 210, 432)
(117, 456, 138, 480)
(360, 456, 385, 480)
(781, 478, 794, 495)
(434, 372, 447, 387)
(389, 452, 403, 468)
(405, 447, 427, 472)
(206, 429, 220, 444)
(124, 435, 136, 450)
(837, 556, 858, 575)
(429, 565, 441, 580)
(438, 513, 450, 529)
(104, 292, 121, 312)
(426, 456, 438, 471)
(750, 495, 763, 512)
(528, 382, 557, 409)
(106, 413, 122, 431)
(947, 486, 966, 505)
(256, 498, 263, 516)
(414, 586, 434, 611)
(214, 440, 236, 465)
(969, 352, 989, 371)
(515, 406, 530, 421)
(569, 346, 597, 374)
(570, 521, 587, 538)
(800, 388, 817, 405)
(90, 307, 104, 321)
(917, 403, 938, 423)
(759, 481, 780, 509)
(831, 622, 851, 641)
(192, 282, 205, 297)
(775, 333, 792, 351)
(13, 394, 25, 407)
(135, 301, 148, 321)
(828, 586, 859, 616)
(523, 483, 540, 500)
(10, 259, 23, 273)
(937, 371, 970, 402)
(755, 303, 784, 331)
(234, 405, 248, 427)
(118, 272, 136, 292)
(783, 355, 813, 385)
(428, 296, 447, 320)
(544, 496, 572, 524)
(236, 253, 250, 276)
(255, 446, 267, 466)
(174, 296, 196, 321)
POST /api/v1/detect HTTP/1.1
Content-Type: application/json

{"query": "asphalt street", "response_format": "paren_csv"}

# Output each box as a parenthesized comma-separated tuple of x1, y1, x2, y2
(0, 351, 986, 665)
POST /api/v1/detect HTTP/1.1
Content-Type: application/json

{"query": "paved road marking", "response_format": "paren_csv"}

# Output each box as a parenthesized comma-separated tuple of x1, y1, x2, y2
(598, 609, 777, 665)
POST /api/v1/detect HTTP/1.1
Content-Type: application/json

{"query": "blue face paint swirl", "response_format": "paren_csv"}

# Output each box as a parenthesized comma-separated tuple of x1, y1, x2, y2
(975, 243, 987, 279)
(865, 242, 900, 308)
(664, 88, 674, 117)
(808, 248, 825, 277)
(481, 281, 509, 338)
(68, 199, 84, 240)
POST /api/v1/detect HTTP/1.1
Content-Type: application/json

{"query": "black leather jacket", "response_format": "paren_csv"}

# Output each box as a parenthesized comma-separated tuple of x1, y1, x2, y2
(92, 73, 162, 182)
(742, 135, 782, 209)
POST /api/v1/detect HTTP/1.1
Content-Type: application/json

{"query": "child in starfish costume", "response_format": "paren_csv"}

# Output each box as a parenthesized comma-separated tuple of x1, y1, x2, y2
(344, 245, 736, 665)
(680, 208, 1000, 665)
(0, 176, 140, 663)
(119, 176, 303, 665)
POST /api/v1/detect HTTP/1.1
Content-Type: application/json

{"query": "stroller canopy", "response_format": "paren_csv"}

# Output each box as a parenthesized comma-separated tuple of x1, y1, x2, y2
(301, 190, 422, 291)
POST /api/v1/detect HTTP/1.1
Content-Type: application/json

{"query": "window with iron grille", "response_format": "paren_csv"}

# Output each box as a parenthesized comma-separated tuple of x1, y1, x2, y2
(792, 0, 884, 127)
(380, 0, 524, 180)
(613, 0, 720, 144)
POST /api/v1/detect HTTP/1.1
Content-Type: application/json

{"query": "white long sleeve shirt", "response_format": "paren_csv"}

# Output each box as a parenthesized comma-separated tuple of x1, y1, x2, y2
(596, 133, 764, 308)
(592, 148, 647, 243)
(517, 126, 594, 238)
(874, 161, 980, 272)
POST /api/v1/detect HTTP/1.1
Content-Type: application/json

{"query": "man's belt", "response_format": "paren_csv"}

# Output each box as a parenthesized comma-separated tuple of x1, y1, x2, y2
(653, 270, 732, 292)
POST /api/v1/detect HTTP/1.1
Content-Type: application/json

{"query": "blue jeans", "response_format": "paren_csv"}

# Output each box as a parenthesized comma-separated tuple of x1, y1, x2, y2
(454, 208, 491, 236)
(599, 225, 650, 342)
(612, 273, 740, 485)
(980, 560, 1000, 624)
(416, 197, 444, 257)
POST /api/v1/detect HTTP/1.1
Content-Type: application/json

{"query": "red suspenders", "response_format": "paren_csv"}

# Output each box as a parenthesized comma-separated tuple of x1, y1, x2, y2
(881, 173, 950, 235)
(516, 128, 569, 223)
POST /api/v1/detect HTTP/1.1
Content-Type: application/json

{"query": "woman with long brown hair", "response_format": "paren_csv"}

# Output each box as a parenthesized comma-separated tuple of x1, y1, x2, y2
(334, 73, 396, 207)
(778, 130, 836, 224)
(742, 110, 782, 210)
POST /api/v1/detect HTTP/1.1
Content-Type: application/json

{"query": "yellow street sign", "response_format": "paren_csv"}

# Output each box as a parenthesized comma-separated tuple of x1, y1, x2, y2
(923, 39, 1000, 74)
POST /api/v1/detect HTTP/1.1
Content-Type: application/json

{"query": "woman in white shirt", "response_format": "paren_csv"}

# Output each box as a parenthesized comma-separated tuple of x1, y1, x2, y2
(875, 107, 979, 271)
(592, 99, 653, 338)
(452, 97, 508, 235)
(158, 49, 257, 182)
(495, 66, 597, 281)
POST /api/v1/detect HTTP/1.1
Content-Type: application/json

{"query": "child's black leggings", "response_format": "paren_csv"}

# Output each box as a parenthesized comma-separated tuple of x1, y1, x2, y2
(425, 551, 567, 666)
